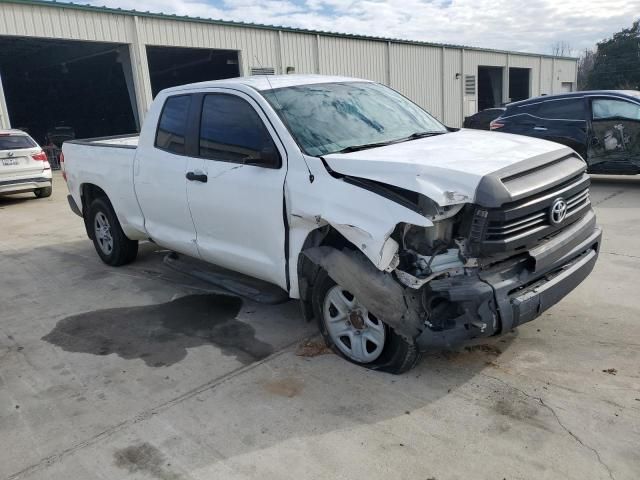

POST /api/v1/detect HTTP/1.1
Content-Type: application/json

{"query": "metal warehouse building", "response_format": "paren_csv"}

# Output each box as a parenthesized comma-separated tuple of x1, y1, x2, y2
(0, 0, 577, 146)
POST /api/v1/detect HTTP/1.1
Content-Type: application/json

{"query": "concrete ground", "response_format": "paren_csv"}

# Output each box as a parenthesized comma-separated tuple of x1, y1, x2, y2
(1, 172, 638, 480)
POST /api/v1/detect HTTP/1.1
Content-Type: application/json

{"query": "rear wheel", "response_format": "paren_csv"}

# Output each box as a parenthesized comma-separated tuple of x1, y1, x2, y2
(312, 270, 420, 374)
(34, 186, 52, 198)
(88, 197, 138, 266)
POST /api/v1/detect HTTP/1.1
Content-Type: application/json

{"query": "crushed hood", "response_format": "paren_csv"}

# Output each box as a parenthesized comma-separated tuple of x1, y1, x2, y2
(323, 129, 573, 206)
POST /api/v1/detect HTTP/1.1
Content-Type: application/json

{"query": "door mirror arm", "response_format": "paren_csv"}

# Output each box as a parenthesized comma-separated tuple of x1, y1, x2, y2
(241, 146, 280, 168)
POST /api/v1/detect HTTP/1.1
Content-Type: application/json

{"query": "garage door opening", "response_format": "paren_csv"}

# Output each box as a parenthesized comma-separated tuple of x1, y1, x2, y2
(146, 46, 240, 97)
(509, 67, 530, 102)
(478, 66, 503, 111)
(0, 36, 138, 146)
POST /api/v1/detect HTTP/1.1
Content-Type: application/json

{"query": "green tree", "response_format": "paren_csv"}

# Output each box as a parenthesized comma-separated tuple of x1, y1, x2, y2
(587, 20, 640, 90)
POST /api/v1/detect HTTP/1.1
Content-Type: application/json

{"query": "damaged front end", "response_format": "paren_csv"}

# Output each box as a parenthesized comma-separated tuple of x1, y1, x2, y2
(303, 178, 601, 350)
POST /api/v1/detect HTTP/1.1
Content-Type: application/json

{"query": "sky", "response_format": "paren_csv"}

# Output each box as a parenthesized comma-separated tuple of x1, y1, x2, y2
(82, 0, 640, 55)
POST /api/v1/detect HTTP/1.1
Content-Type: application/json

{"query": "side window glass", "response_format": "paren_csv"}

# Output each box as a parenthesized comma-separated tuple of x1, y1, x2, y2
(199, 94, 280, 167)
(593, 99, 640, 121)
(155, 95, 191, 154)
(535, 99, 585, 120)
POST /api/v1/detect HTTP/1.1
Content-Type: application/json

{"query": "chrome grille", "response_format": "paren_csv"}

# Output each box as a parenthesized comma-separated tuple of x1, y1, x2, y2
(474, 172, 592, 254)
(486, 187, 590, 241)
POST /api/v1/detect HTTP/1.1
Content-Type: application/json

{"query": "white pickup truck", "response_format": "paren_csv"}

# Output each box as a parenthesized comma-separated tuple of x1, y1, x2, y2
(62, 75, 602, 373)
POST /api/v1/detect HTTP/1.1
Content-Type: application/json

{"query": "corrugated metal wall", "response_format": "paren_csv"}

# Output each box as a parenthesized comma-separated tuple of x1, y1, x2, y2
(318, 36, 388, 84)
(0, 1, 578, 128)
(281, 32, 317, 75)
(0, 2, 130, 42)
(390, 44, 443, 119)
(442, 48, 463, 127)
(540, 58, 554, 95)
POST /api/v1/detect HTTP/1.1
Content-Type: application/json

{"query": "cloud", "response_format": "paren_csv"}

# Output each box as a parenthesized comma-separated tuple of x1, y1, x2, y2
(84, 0, 640, 54)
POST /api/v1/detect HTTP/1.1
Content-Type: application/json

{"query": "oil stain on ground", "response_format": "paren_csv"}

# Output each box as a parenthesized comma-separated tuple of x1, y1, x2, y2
(42, 294, 273, 366)
(114, 443, 180, 480)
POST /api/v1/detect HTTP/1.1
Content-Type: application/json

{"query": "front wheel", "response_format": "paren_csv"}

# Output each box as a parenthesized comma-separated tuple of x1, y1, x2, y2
(312, 270, 420, 374)
(87, 197, 138, 266)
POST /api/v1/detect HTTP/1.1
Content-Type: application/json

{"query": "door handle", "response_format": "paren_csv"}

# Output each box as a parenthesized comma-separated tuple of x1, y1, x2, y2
(533, 126, 548, 131)
(186, 171, 208, 183)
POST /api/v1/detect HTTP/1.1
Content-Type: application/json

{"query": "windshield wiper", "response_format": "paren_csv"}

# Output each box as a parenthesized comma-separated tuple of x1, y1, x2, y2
(335, 140, 399, 153)
(335, 131, 447, 154)
(404, 131, 447, 140)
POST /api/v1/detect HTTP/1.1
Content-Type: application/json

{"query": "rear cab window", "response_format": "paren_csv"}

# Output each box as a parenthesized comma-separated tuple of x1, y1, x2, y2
(155, 95, 192, 154)
(0, 134, 37, 150)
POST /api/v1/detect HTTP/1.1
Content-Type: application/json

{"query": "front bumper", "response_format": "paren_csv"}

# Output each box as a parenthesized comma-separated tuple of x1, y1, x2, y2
(416, 210, 602, 349)
(0, 175, 52, 195)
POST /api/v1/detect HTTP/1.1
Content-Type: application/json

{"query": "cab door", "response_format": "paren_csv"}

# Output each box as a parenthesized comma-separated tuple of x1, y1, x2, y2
(587, 97, 640, 174)
(185, 90, 288, 289)
(134, 94, 200, 256)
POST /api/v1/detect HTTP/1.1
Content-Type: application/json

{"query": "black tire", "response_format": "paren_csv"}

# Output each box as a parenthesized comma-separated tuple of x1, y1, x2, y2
(312, 269, 420, 374)
(34, 186, 52, 198)
(87, 197, 138, 266)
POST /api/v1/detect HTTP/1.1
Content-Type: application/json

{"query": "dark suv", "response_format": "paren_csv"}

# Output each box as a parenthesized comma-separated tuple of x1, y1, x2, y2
(491, 90, 640, 174)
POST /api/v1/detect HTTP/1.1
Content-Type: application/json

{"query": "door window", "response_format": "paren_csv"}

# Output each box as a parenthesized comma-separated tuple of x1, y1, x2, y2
(199, 94, 280, 168)
(155, 95, 192, 154)
(592, 99, 640, 121)
(534, 99, 586, 120)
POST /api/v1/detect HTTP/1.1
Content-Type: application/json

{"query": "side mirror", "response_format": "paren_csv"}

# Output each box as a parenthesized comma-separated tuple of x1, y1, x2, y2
(258, 145, 280, 168)
(241, 145, 281, 168)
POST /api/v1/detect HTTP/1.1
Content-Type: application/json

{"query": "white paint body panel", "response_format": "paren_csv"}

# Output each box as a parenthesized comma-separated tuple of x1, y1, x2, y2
(184, 88, 289, 289)
(63, 141, 147, 240)
(62, 75, 572, 299)
(323, 128, 569, 207)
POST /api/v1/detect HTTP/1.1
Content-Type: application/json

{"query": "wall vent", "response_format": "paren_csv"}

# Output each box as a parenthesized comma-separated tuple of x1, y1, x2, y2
(250, 67, 275, 76)
(464, 75, 476, 96)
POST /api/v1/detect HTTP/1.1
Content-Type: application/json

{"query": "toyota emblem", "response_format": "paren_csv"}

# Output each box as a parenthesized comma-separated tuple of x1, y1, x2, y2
(550, 198, 568, 225)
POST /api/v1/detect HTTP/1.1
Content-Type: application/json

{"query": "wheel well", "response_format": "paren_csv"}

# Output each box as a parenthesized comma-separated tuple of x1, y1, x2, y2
(297, 226, 358, 322)
(80, 184, 109, 239)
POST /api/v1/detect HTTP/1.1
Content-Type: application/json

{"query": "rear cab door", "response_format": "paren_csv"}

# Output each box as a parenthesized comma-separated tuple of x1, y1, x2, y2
(133, 93, 199, 256)
(587, 95, 640, 174)
(184, 88, 289, 289)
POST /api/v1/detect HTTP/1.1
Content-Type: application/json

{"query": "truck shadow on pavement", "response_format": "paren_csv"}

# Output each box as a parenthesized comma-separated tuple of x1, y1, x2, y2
(42, 293, 274, 367)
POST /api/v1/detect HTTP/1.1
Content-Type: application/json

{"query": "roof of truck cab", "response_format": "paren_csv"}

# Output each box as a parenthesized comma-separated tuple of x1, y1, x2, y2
(508, 90, 640, 108)
(164, 75, 371, 94)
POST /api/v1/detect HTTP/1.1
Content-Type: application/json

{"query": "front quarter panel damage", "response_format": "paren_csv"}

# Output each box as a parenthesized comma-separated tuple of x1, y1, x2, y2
(286, 163, 431, 298)
(303, 247, 423, 340)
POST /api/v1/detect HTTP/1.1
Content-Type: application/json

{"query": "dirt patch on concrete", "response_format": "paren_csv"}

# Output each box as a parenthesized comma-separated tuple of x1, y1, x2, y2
(42, 294, 273, 366)
(263, 377, 304, 398)
(464, 344, 502, 356)
(296, 340, 333, 357)
(114, 443, 180, 480)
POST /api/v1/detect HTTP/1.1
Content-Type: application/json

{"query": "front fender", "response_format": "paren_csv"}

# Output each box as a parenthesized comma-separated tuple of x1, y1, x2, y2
(286, 166, 430, 298)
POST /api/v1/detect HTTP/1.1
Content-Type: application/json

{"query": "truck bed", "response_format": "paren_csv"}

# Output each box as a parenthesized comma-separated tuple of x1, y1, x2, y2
(62, 134, 146, 240)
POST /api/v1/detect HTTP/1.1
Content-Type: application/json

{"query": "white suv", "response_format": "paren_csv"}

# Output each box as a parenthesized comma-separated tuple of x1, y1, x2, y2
(0, 129, 52, 198)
